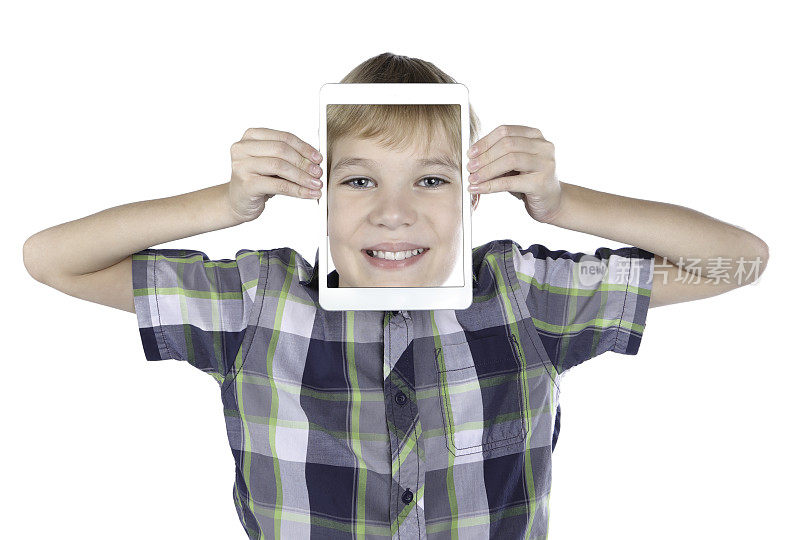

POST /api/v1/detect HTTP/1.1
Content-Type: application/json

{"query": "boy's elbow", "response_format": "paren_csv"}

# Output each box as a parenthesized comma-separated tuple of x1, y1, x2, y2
(757, 236, 769, 267)
(23, 235, 46, 283)
(749, 236, 769, 283)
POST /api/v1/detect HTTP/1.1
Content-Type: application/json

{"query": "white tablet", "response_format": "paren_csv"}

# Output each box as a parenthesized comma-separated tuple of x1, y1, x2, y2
(317, 83, 472, 311)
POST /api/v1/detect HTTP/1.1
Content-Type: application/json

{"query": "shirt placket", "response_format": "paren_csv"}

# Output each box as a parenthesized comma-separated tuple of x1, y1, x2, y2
(384, 310, 426, 539)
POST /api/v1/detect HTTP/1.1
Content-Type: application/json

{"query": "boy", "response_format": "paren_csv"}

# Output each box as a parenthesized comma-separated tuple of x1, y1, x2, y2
(23, 52, 769, 539)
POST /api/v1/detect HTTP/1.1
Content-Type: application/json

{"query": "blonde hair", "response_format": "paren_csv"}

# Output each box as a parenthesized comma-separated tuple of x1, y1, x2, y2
(326, 52, 481, 178)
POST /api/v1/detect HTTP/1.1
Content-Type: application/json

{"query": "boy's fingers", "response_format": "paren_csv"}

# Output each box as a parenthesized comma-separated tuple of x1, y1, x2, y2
(470, 170, 543, 194)
(467, 136, 540, 174)
(470, 125, 544, 158)
(247, 156, 321, 189)
(470, 152, 537, 184)
(255, 175, 317, 199)
(235, 140, 320, 178)
(240, 127, 273, 141)
(239, 128, 321, 163)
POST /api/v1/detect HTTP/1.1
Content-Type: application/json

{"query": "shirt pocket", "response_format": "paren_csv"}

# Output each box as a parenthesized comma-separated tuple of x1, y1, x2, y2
(435, 332, 527, 457)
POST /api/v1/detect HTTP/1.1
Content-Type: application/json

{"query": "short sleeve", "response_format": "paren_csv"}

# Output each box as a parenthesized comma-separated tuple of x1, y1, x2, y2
(131, 248, 263, 384)
(510, 241, 655, 374)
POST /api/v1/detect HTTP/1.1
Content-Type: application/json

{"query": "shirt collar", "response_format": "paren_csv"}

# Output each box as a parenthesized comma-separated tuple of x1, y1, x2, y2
(301, 247, 339, 289)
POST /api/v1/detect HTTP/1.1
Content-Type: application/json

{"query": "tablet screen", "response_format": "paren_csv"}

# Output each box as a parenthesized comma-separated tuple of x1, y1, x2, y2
(326, 103, 464, 288)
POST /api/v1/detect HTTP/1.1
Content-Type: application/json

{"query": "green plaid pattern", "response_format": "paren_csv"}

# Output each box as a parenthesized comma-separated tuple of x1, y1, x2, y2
(132, 239, 654, 539)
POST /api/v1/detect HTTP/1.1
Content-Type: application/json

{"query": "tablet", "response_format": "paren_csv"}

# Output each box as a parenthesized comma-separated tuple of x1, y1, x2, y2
(317, 83, 472, 311)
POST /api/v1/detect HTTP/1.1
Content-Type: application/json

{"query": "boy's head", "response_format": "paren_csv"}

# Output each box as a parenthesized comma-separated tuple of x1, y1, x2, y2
(324, 52, 482, 288)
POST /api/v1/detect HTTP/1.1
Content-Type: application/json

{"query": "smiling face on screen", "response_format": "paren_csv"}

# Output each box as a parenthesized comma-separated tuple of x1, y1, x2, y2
(326, 129, 478, 288)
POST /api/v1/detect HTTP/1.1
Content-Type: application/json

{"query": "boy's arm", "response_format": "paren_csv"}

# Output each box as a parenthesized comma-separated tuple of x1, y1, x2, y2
(541, 181, 770, 308)
(22, 182, 243, 312)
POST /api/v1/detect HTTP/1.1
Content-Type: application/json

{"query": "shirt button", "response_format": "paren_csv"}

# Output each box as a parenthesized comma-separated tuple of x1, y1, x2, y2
(401, 488, 414, 505)
(394, 391, 407, 405)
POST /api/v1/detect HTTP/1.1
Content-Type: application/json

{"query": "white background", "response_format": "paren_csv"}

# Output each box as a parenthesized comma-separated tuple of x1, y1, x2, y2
(3, 1, 795, 538)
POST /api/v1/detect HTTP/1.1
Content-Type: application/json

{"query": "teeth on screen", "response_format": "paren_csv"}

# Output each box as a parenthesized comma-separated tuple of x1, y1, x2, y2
(367, 248, 424, 260)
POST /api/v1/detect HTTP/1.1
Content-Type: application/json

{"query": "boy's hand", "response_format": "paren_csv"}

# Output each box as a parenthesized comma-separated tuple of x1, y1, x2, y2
(228, 128, 324, 223)
(467, 124, 563, 223)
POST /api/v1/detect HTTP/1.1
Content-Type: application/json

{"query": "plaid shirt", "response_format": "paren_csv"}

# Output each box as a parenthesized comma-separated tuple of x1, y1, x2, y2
(133, 239, 654, 539)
